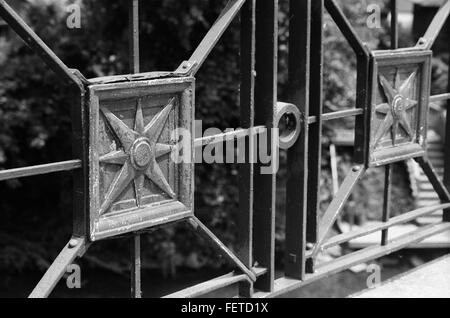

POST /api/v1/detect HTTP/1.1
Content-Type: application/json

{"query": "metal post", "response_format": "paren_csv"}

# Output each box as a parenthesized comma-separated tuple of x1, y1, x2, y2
(382, 0, 398, 246)
(253, 0, 278, 292)
(306, 0, 323, 274)
(238, 0, 256, 298)
(129, 0, 142, 299)
(445, 12, 450, 222)
(285, 0, 311, 280)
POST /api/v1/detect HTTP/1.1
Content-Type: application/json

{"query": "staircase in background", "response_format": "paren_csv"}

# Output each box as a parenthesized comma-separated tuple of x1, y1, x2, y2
(408, 130, 445, 225)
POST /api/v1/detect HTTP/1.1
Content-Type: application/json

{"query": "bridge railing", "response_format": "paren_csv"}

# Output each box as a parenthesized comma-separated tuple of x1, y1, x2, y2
(0, 0, 449, 298)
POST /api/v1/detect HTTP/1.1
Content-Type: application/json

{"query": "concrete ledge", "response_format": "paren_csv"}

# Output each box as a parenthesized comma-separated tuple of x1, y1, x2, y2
(352, 255, 450, 298)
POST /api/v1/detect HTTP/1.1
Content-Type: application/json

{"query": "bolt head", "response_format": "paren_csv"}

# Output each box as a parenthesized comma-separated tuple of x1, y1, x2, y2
(69, 239, 79, 248)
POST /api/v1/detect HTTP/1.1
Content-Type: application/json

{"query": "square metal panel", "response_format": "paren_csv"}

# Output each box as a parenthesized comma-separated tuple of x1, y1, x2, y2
(368, 49, 432, 166)
(88, 77, 195, 241)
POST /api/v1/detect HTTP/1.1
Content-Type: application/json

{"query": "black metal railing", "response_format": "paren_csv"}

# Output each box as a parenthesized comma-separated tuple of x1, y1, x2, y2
(0, 0, 449, 298)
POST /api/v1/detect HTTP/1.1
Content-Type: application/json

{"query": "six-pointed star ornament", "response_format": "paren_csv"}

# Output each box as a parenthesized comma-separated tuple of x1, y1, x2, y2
(374, 70, 418, 148)
(99, 98, 176, 215)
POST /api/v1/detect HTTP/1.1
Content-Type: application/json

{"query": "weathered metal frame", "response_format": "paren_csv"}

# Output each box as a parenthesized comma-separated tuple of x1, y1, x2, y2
(1, 0, 450, 298)
(368, 49, 432, 167)
(87, 77, 195, 241)
(305, 0, 450, 273)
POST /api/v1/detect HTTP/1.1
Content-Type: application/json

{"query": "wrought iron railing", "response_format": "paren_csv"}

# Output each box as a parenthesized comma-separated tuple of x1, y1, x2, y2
(0, 0, 449, 298)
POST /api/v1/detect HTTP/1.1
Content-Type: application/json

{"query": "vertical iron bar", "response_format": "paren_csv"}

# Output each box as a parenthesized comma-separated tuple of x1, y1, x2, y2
(305, 0, 323, 274)
(445, 28, 450, 222)
(253, 0, 277, 292)
(129, 0, 142, 299)
(129, 0, 140, 74)
(285, 0, 311, 279)
(382, 0, 398, 246)
(390, 0, 398, 50)
(238, 0, 256, 297)
(71, 80, 89, 239)
(381, 164, 392, 245)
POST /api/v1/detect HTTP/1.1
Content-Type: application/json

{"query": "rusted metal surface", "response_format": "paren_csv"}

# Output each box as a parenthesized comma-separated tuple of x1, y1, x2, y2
(88, 78, 195, 241)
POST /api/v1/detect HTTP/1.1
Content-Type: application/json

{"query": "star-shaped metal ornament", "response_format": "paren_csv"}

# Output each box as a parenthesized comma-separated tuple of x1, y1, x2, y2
(87, 77, 194, 241)
(374, 70, 418, 148)
(99, 98, 176, 215)
(366, 49, 431, 167)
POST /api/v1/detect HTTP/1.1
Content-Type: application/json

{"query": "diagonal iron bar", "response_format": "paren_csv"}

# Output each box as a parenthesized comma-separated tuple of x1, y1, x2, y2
(418, 0, 450, 50)
(187, 217, 257, 282)
(324, 0, 370, 58)
(416, 157, 450, 204)
(0, 0, 82, 86)
(29, 238, 89, 298)
(175, 0, 246, 76)
(311, 166, 366, 258)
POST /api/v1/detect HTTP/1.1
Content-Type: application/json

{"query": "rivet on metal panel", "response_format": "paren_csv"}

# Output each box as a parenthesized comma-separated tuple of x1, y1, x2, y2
(417, 37, 427, 46)
(306, 243, 314, 251)
(68, 238, 79, 248)
(175, 61, 198, 76)
(353, 166, 361, 172)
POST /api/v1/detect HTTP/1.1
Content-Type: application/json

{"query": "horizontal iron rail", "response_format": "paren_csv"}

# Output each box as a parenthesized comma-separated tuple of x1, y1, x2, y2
(255, 222, 450, 298)
(163, 267, 267, 298)
(430, 93, 450, 103)
(308, 203, 450, 255)
(194, 108, 364, 149)
(0, 160, 82, 182)
(0, 0, 81, 86)
(308, 109, 363, 124)
(194, 126, 266, 148)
